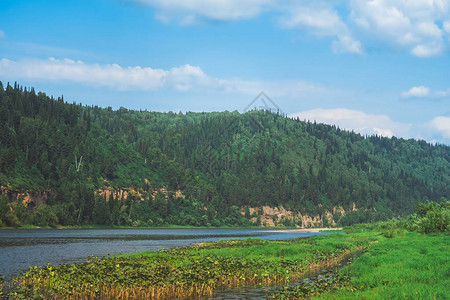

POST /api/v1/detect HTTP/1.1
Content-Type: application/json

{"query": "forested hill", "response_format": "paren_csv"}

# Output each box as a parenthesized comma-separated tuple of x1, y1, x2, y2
(1, 82, 449, 227)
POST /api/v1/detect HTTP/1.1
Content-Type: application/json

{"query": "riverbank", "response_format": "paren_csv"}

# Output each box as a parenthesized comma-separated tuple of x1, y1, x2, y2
(0, 224, 341, 230)
(0, 228, 336, 282)
(4, 229, 448, 299)
(0, 224, 236, 230)
(5, 231, 372, 299)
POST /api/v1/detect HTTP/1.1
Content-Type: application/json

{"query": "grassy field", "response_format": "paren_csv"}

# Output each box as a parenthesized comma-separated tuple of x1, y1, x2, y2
(312, 230, 449, 299)
(273, 230, 449, 299)
(3, 229, 448, 299)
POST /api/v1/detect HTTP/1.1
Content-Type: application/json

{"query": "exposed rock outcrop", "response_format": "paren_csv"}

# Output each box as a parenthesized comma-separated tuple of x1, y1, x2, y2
(242, 204, 357, 228)
(0, 186, 52, 210)
(94, 179, 185, 202)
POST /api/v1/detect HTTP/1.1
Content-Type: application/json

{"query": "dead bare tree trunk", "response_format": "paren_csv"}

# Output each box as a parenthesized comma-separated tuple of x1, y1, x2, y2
(75, 155, 83, 172)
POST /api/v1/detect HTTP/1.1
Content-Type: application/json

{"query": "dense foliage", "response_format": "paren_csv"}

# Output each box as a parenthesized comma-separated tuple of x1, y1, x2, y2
(352, 198, 449, 237)
(0, 82, 449, 227)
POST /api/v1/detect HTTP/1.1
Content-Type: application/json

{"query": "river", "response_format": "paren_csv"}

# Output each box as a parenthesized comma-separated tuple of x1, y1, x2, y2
(0, 228, 330, 281)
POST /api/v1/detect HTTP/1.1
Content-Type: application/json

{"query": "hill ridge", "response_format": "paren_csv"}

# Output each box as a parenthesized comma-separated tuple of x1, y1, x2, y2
(0, 82, 449, 227)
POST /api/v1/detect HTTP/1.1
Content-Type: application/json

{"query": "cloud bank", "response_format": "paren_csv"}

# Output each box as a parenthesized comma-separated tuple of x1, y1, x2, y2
(0, 57, 210, 91)
(428, 116, 450, 139)
(290, 108, 450, 144)
(131, 0, 450, 57)
(0, 57, 324, 98)
(290, 108, 411, 138)
(350, 0, 449, 57)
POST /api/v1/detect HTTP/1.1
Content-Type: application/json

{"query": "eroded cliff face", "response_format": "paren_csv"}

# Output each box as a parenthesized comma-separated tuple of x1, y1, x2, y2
(1, 181, 355, 228)
(0, 186, 51, 210)
(0, 179, 186, 210)
(94, 179, 185, 202)
(243, 204, 358, 228)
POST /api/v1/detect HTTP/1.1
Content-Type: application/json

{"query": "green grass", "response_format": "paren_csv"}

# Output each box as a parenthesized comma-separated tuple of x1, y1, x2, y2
(312, 231, 449, 300)
(194, 234, 368, 262)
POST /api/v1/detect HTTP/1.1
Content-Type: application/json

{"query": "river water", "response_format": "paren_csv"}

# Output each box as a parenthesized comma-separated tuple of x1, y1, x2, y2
(0, 228, 330, 281)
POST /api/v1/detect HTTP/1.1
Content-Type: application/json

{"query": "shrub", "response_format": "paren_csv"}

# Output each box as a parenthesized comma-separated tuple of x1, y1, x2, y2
(415, 198, 449, 233)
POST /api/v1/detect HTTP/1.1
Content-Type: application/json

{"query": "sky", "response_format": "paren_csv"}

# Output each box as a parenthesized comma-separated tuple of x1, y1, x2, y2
(0, 0, 449, 144)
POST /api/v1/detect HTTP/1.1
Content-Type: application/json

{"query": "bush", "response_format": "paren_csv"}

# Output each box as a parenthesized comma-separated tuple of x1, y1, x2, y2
(415, 198, 449, 233)
(366, 198, 449, 234)
(32, 204, 59, 227)
(351, 198, 449, 235)
(416, 208, 449, 233)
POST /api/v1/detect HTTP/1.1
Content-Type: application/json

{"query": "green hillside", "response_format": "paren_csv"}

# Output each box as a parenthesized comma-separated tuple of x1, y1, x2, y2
(0, 82, 449, 227)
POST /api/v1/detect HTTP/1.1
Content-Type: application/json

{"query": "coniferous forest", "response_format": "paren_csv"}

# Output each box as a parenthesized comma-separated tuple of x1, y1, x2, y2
(0, 82, 449, 227)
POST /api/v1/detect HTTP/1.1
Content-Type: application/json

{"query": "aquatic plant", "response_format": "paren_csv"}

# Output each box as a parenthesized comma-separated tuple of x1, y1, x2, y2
(8, 234, 369, 299)
(0, 274, 4, 297)
(272, 272, 352, 299)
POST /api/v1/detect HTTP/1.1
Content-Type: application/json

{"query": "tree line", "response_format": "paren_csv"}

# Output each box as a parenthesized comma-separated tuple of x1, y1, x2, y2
(0, 82, 449, 227)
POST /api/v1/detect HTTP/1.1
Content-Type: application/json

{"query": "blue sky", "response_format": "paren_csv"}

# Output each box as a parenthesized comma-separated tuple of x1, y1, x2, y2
(0, 0, 449, 144)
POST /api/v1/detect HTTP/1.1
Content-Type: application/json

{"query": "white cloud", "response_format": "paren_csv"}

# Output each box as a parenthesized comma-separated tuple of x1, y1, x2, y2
(444, 20, 450, 33)
(428, 116, 450, 139)
(411, 43, 443, 57)
(435, 89, 450, 97)
(133, 0, 273, 24)
(0, 30, 5, 39)
(289, 108, 450, 144)
(130, 0, 450, 56)
(134, 1, 365, 54)
(350, 0, 449, 57)
(402, 86, 450, 98)
(289, 108, 411, 138)
(402, 86, 430, 98)
(0, 57, 210, 91)
(0, 57, 326, 97)
(132, 0, 450, 57)
(279, 4, 363, 55)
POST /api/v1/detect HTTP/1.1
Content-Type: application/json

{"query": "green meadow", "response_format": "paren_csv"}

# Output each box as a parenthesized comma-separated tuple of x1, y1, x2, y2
(319, 231, 449, 299)
(273, 231, 449, 300)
